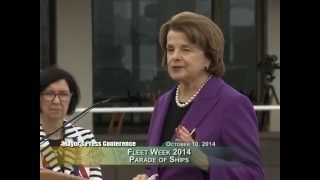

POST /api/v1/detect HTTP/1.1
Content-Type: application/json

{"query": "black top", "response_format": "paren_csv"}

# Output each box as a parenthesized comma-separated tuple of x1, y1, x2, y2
(160, 88, 192, 145)
(49, 139, 63, 147)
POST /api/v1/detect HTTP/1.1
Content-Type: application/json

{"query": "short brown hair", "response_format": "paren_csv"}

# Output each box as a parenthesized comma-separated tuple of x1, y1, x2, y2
(40, 66, 80, 115)
(159, 11, 225, 77)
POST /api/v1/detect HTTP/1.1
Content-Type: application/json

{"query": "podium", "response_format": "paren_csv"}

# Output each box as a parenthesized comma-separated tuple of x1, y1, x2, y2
(40, 169, 86, 180)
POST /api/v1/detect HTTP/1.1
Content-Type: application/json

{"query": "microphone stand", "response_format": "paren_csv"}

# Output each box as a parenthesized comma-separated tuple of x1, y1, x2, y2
(40, 97, 114, 145)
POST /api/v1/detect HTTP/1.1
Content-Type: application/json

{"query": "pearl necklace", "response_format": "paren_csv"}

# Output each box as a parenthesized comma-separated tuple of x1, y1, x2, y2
(175, 76, 212, 108)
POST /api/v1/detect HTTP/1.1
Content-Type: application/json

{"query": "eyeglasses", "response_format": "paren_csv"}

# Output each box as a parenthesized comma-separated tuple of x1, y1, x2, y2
(41, 91, 72, 102)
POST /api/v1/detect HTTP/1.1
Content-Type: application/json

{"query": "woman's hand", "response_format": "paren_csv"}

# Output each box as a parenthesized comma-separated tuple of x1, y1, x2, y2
(175, 125, 195, 143)
(132, 174, 149, 180)
(175, 125, 209, 172)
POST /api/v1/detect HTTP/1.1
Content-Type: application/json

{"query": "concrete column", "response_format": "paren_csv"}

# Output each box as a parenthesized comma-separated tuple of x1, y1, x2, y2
(56, 0, 93, 130)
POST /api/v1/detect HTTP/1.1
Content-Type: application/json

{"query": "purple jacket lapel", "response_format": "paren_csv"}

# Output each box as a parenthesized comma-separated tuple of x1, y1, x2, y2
(147, 78, 225, 176)
(179, 77, 224, 137)
(149, 77, 225, 144)
(148, 89, 174, 146)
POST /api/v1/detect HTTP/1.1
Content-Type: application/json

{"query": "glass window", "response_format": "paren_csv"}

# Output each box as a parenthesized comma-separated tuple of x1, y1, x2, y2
(92, 0, 260, 134)
(92, 0, 213, 134)
(222, 0, 257, 103)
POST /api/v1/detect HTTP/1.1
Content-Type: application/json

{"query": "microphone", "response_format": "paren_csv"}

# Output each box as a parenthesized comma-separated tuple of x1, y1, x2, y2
(40, 97, 123, 145)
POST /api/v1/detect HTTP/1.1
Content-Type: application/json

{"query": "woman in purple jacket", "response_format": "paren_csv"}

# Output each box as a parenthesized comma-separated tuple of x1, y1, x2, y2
(133, 11, 264, 180)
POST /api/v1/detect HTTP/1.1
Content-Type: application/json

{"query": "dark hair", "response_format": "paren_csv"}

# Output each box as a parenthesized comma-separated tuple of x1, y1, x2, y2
(159, 11, 225, 77)
(40, 66, 80, 115)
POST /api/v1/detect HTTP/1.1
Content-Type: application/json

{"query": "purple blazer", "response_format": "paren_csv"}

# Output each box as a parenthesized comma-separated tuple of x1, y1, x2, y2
(146, 77, 265, 180)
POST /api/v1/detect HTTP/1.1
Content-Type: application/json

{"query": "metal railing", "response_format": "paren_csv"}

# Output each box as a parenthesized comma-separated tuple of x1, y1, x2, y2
(76, 105, 280, 113)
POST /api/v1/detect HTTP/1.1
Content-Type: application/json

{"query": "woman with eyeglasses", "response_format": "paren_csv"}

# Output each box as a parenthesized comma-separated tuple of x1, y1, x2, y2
(40, 66, 103, 180)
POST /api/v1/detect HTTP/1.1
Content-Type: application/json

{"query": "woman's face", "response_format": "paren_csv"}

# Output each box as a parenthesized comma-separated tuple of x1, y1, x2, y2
(166, 30, 210, 83)
(40, 79, 72, 121)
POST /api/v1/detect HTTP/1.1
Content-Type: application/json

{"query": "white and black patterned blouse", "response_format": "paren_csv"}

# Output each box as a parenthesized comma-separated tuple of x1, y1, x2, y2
(40, 121, 103, 180)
